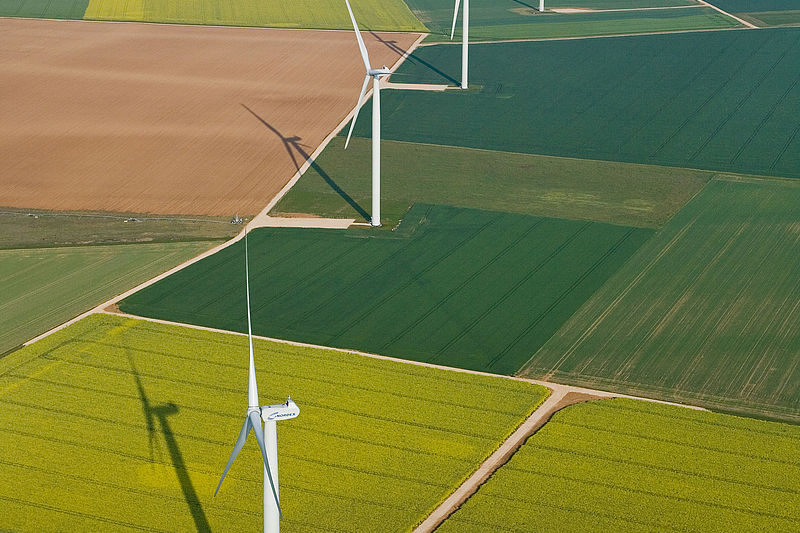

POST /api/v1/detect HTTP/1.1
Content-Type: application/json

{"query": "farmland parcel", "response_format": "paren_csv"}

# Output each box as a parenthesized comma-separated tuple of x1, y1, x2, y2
(121, 205, 652, 375)
(438, 398, 800, 532)
(0, 0, 425, 30)
(407, 0, 738, 41)
(0, 18, 419, 216)
(0, 314, 548, 531)
(271, 137, 712, 228)
(355, 28, 800, 179)
(0, 241, 217, 355)
(524, 177, 800, 422)
(706, 0, 800, 27)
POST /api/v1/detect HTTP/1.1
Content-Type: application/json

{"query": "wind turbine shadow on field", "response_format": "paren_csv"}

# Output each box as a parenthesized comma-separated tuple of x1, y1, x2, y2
(128, 354, 211, 533)
(509, 0, 538, 11)
(241, 104, 370, 221)
(368, 31, 460, 86)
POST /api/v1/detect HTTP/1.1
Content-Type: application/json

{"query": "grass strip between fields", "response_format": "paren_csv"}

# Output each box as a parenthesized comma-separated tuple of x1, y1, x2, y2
(0, 314, 548, 531)
(437, 397, 800, 533)
(271, 137, 712, 229)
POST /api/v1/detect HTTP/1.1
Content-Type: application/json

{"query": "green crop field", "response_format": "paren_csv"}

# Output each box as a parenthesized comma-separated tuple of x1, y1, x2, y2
(272, 137, 711, 229)
(437, 398, 800, 532)
(0, 241, 217, 356)
(406, 0, 737, 41)
(0, 314, 548, 531)
(708, 0, 800, 26)
(121, 204, 651, 375)
(523, 177, 800, 421)
(81, 0, 426, 31)
(359, 28, 800, 179)
(0, 0, 88, 19)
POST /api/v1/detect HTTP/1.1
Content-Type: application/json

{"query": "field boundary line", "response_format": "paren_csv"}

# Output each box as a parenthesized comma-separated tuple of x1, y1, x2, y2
(696, 0, 757, 28)
(249, 31, 428, 228)
(98, 310, 706, 412)
(418, 26, 751, 47)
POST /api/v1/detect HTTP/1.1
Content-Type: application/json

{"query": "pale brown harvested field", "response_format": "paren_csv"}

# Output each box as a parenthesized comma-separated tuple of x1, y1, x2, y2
(0, 18, 419, 215)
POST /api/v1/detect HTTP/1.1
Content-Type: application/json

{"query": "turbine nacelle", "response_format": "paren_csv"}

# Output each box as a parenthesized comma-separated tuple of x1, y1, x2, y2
(368, 67, 391, 77)
(261, 398, 300, 422)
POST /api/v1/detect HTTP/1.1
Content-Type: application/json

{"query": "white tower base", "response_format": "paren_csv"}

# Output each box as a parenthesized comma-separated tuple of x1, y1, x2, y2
(264, 420, 280, 533)
(371, 75, 381, 227)
(462, 0, 469, 89)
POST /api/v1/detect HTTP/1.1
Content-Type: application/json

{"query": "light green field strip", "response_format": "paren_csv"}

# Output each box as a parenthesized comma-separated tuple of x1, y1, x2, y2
(0, 314, 548, 531)
(523, 176, 800, 421)
(437, 398, 800, 532)
(0, 241, 217, 355)
(83, 0, 426, 31)
(272, 137, 712, 229)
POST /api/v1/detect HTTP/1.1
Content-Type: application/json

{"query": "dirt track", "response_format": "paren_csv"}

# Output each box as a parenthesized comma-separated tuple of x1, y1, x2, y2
(0, 19, 419, 215)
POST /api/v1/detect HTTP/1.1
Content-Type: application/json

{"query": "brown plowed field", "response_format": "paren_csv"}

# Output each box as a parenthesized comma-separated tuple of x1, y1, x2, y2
(0, 19, 419, 216)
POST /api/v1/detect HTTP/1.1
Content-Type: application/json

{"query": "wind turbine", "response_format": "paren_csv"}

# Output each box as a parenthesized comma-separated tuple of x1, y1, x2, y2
(540, 0, 545, 13)
(450, 0, 468, 89)
(215, 231, 300, 533)
(344, 0, 391, 227)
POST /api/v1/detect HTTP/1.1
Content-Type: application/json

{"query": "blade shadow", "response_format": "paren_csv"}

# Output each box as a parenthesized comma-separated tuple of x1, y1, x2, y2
(241, 104, 370, 221)
(368, 31, 460, 86)
(128, 354, 211, 532)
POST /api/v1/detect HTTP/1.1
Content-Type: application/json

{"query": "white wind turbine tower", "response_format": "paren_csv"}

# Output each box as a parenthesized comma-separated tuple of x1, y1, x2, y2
(344, 0, 391, 227)
(215, 231, 300, 533)
(540, 0, 545, 13)
(450, 0, 469, 89)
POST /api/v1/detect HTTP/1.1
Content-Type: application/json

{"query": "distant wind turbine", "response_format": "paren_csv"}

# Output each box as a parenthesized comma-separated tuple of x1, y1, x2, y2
(344, 0, 391, 227)
(215, 231, 299, 533)
(450, 0, 468, 89)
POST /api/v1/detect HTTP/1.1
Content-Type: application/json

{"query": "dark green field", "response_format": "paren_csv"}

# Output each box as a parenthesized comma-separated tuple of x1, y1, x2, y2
(272, 137, 712, 228)
(407, 0, 737, 41)
(523, 177, 800, 421)
(121, 205, 651, 375)
(0, 0, 88, 19)
(438, 398, 800, 532)
(361, 28, 800, 178)
(708, 0, 800, 26)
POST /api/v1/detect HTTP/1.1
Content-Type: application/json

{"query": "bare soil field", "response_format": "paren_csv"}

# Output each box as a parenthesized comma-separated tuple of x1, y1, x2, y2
(0, 19, 419, 215)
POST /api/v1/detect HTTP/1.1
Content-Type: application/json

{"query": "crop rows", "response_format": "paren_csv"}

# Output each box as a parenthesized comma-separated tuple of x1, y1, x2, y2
(525, 177, 800, 421)
(0, 241, 216, 355)
(0, 314, 548, 531)
(437, 398, 800, 533)
(372, 28, 800, 179)
(122, 204, 651, 375)
(82, 0, 425, 30)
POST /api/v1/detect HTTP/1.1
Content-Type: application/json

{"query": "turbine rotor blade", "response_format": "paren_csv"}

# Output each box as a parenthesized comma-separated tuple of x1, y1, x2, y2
(249, 410, 282, 519)
(345, 0, 371, 71)
(214, 415, 252, 496)
(450, 0, 461, 39)
(345, 75, 371, 150)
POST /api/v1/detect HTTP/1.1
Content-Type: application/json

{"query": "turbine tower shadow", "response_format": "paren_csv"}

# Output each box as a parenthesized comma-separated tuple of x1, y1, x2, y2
(240, 104, 371, 222)
(368, 31, 459, 85)
(128, 354, 211, 532)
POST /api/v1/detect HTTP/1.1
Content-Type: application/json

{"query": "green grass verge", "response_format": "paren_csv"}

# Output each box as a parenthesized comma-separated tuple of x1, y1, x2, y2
(437, 398, 800, 533)
(272, 137, 712, 229)
(360, 28, 800, 179)
(121, 204, 652, 375)
(0, 0, 88, 19)
(406, 0, 736, 42)
(742, 10, 800, 26)
(0, 313, 548, 531)
(0, 241, 217, 355)
(82, 0, 426, 31)
(522, 176, 800, 422)
(0, 208, 241, 249)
